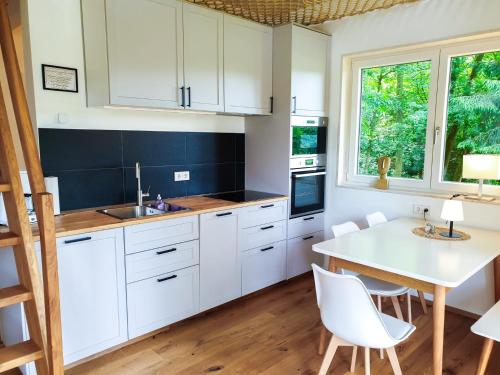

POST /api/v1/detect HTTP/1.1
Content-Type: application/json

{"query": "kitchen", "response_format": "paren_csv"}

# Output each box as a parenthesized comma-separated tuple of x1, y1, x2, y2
(0, 0, 500, 374)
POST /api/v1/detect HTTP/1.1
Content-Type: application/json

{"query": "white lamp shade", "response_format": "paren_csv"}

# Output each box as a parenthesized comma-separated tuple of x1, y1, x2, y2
(462, 154, 500, 180)
(440, 200, 464, 222)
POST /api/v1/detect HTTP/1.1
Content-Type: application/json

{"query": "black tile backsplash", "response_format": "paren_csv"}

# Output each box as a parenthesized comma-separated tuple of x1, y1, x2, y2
(39, 129, 245, 211)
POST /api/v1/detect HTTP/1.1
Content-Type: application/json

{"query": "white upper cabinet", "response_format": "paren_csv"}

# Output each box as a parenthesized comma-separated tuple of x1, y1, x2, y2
(106, 0, 184, 109)
(183, 3, 224, 112)
(224, 15, 273, 115)
(291, 26, 329, 116)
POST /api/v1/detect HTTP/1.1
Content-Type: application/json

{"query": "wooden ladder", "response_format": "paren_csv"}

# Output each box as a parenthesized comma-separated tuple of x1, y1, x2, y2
(0, 0, 63, 374)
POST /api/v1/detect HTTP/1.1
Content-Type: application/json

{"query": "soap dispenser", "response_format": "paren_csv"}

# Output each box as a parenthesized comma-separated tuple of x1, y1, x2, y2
(155, 194, 165, 211)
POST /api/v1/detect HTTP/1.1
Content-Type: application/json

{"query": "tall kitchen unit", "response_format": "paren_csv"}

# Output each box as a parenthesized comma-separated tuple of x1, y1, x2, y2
(246, 24, 330, 279)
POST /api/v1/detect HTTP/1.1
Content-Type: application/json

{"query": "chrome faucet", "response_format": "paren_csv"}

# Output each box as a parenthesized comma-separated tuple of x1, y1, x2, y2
(136, 162, 149, 206)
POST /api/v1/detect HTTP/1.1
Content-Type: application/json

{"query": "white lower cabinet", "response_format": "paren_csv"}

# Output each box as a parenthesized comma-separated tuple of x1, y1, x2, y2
(0, 228, 128, 374)
(127, 266, 200, 339)
(242, 240, 286, 295)
(200, 209, 241, 311)
(287, 231, 324, 279)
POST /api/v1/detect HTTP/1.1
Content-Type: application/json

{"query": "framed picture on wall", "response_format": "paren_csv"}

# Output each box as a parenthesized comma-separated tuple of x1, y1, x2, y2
(41, 64, 78, 93)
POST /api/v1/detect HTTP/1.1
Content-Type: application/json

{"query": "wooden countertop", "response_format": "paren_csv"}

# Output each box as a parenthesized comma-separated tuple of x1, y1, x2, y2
(1, 195, 288, 241)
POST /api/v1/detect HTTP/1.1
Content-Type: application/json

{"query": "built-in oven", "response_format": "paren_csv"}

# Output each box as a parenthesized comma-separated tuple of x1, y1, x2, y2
(291, 116, 327, 157)
(290, 163, 326, 219)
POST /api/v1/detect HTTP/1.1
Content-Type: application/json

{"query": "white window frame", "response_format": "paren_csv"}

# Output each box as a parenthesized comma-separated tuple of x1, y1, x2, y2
(431, 37, 500, 196)
(342, 34, 500, 198)
(347, 49, 440, 190)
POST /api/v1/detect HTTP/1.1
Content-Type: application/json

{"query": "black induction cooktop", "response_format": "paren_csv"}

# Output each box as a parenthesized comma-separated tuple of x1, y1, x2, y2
(205, 190, 284, 203)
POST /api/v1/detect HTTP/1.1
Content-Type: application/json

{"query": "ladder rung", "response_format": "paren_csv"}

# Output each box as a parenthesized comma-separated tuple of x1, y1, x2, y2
(0, 183, 10, 193)
(0, 285, 32, 309)
(0, 232, 21, 248)
(0, 340, 43, 373)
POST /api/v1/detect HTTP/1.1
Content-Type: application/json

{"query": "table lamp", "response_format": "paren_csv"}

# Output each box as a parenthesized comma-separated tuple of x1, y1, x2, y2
(462, 154, 500, 202)
(440, 199, 464, 238)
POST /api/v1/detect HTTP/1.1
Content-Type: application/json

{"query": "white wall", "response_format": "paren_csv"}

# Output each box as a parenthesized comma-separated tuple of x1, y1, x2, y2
(24, 0, 244, 133)
(319, 0, 500, 315)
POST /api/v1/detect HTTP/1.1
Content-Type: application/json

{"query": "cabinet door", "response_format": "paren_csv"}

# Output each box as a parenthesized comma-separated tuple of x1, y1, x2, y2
(200, 209, 241, 311)
(54, 229, 127, 364)
(286, 231, 324, 279)
(224, 15, 272, 115)
(127, 266, 199, 339)
(242, 240, 286, 295)
(291, 26, 329, 116)
(183, 3, 224, 112)
(106, 0, 183, 108)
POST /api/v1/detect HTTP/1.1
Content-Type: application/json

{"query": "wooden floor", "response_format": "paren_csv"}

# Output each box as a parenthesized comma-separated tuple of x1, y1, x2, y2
(60, 275, 499, 374)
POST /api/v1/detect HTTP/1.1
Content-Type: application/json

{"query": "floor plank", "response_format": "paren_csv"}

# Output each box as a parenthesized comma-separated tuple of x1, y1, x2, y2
(63, 274, 500, 374)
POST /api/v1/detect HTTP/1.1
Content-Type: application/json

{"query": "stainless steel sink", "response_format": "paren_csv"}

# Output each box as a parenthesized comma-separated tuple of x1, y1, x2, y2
(98, 204, 190, 220)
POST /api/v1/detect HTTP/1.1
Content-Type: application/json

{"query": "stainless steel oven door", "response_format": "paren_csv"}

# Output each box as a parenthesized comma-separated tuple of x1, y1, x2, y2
(290, 168, 326, 218)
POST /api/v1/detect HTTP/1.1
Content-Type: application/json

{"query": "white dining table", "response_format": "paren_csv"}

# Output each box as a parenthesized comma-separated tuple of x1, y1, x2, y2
(312, 217, 500, 375)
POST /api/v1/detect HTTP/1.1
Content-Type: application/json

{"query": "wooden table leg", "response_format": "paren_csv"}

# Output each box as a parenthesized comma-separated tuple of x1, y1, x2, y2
(475, 338, 494, 375)
(433, 285, 446, 375)
(318, 257, 337, 355)
(494, 256, 500, 302)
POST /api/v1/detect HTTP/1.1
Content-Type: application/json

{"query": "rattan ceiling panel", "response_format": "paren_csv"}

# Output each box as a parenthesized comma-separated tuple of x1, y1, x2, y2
(186, 0, 418, 26)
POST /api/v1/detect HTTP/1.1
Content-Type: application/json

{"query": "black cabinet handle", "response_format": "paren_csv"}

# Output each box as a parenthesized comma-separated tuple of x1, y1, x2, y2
(292, 96, 297, 113)
(260, 204, 274, 209)
(303, 217, 315, 221)
(260, 246, 274, 252)
(270, 96, 274, 113)
(302, 235, 314, 240)
(216, 212, 232, 217)
(180, 86, 185, 107)
(261, 225, 274, 230)
(157, 275, 177, 283)
(156, 248, 176, 255)
(64, 236, 92, 244)
(187, 87, 191, 107)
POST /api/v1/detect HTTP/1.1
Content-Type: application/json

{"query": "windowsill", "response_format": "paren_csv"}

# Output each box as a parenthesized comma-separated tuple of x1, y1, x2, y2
(336, 181, 500, 206)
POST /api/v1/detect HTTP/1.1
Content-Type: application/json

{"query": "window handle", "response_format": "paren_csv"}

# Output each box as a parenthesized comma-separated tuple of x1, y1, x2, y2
(292, 96, 297, 113)
(433, 126, 441, 144)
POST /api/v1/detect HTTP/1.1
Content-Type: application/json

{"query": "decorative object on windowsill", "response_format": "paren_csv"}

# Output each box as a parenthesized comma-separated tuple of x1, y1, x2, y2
(373, 156, 391, 190)
(440, 198, 464, 239)
(462, 154, 500, 202)
(42, 64, 78, 93)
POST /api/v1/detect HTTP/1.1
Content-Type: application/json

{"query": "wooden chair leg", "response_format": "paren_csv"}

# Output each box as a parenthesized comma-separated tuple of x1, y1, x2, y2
(407, 291, 412, 324)
(391, 296, 404, 321)
(418, 290, 428, 314)
(364, 347, 370, 375)
(350, 346, 358, 373)
(475, 338, 494, 375)
(318, 336, 340, 375)
(386, 346, 402, 375)
(318, 325, 328, 355)
(377, 296, 384, 359)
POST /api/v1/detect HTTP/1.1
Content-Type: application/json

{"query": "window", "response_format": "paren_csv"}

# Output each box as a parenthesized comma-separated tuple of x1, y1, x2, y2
(345, 36, 500, 196)
(358, 61, 431, 180)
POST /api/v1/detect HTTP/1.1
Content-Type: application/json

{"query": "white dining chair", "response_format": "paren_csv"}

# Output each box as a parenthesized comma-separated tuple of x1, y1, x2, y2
(365, 212, 429, 316)
(471, 300, 500, 375)
(313, 264, 415, 375)
(331, 220, 411, 360)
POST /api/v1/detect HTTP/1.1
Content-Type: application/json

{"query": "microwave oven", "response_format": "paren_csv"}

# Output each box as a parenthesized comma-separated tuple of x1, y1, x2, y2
(291, 116, 327, 157)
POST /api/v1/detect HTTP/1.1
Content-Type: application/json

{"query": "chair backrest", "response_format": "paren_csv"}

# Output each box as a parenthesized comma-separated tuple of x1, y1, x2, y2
(331, 221, 360, 238)
(312, 264, 397, 348)
(366, 211, 387, 227)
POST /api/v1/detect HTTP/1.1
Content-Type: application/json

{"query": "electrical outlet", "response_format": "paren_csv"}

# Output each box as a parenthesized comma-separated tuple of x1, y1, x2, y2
(413, 204, 431, 217)
(174, 171, 190, 182)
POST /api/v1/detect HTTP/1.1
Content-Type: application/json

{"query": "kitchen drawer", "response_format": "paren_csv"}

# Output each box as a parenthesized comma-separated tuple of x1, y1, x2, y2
(239, 220, 286, 251)
(124, 215, 199, 254)
(287, 212, 324, 239)
(242, 240, 286, 295)
(238, 200, 287, 229)
(126, 240, 199, 283)
(127, 265, 200, 339)
(286, 231, 324, 279)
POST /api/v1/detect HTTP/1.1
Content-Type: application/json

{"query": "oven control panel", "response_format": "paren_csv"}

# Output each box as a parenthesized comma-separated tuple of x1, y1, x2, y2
(290, 155, 326, 169)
